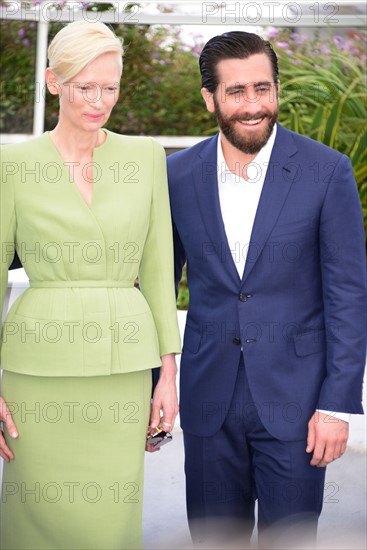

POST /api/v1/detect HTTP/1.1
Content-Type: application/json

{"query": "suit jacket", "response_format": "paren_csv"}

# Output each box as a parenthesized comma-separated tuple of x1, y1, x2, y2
(168, 123, 366, 440)
(0, 131, 181, 376)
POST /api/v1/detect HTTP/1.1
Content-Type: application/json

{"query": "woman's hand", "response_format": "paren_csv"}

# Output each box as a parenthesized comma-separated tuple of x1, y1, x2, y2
(146, 354, 178, 452)
(0, 396, 18, 462)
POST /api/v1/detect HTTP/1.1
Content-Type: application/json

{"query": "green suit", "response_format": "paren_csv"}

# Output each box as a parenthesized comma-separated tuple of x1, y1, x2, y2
(1, 130, 181, 374)
(0, 131, 181, 549)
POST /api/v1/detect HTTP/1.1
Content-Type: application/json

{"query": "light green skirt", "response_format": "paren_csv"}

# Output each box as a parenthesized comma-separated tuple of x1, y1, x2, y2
(0, 369, 152, 550)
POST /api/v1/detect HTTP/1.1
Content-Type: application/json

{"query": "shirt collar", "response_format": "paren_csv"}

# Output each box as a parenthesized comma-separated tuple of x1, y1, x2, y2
(217, 123, 278, 177)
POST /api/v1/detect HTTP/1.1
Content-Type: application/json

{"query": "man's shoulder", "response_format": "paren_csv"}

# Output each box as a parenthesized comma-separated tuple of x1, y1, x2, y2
(277, 124, 344, 161)
(167, 135, 217, 167)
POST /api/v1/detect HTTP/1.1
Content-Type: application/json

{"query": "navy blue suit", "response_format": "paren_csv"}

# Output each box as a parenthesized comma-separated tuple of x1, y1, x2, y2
(167, 124, 366, 545)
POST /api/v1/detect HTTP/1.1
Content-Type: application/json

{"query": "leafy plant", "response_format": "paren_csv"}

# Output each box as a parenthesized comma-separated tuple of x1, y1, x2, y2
(0, 19, 212, 136)
(0, 20, 37, 133)
(273, 30, 367, 233)
(176, 265, 189, 310)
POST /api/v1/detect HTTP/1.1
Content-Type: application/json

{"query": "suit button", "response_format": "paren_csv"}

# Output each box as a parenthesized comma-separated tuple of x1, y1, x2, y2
(232, 338, 241, 345)
(239, 293, 252, 301)
(245, 339, 256, 343)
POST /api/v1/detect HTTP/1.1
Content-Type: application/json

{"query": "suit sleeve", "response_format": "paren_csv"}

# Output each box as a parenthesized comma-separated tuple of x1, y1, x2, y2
(138, 139, 181, 357)
(167, 155, 187, 297)
(317, 154, 367, 413)
(173, 221, 187, 299)
(1, 148, 17, 345)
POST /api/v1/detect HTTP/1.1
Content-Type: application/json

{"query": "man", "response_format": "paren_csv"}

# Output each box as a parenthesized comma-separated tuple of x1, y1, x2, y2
(167, 32, 366, 548)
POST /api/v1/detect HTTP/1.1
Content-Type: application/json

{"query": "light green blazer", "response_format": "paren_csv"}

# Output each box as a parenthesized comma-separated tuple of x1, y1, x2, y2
(0, 131, 181, 376)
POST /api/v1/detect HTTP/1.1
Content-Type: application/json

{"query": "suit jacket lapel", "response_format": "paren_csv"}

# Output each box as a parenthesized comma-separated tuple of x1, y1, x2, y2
(193, 134, 241, 284)
(241, 125, 299, 285)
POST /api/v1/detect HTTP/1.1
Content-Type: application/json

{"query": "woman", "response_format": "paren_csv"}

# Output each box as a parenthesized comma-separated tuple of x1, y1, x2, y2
(0, 21, 181, 549)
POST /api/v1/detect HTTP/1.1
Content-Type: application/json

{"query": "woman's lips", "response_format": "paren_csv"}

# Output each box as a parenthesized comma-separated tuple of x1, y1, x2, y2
(84, 113, 104, 120)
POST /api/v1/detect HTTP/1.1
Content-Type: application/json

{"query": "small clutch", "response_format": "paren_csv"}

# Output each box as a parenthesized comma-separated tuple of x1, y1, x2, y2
(146, 427, 173, 448)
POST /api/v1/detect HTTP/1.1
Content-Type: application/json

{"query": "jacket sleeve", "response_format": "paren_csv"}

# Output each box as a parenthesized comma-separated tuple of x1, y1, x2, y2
(138, 139, 181, 357)
(1, 147, 17, 337)
(172, 221, 187, 299)
(167, 154, 187, 297)
(317, 154, 367, 413)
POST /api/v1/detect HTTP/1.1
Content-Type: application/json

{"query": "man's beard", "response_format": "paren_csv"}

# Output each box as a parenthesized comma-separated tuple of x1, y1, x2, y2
(213, 95, 278, 155)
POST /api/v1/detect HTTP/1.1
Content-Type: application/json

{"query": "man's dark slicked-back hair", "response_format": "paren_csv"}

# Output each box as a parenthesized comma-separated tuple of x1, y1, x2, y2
(199, 31, 279, 93)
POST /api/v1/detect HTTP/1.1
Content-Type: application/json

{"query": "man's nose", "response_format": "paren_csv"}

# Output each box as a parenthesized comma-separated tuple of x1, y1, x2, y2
(242, 86, 262, 105)
(240, 93, 262, 114)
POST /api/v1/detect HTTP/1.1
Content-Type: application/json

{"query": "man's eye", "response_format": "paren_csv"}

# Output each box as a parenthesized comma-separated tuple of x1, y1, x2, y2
(106, 87, 119, 92)
(257, 86, 271, 93)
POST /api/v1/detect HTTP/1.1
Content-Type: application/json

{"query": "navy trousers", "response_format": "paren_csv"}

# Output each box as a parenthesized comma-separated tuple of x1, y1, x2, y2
(183, 356, 326, 549)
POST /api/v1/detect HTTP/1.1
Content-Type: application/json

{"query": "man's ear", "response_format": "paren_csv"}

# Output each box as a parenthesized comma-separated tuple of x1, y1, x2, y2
(45, 68, 61, 96)
(201, 87, 215, 113)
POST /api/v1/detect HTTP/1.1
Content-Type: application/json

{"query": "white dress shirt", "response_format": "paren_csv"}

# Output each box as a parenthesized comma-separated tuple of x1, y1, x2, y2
(217, 125, 277, 278)
(216, 127, 350, 423)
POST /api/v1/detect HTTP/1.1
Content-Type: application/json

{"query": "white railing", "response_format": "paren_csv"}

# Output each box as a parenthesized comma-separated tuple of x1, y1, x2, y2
(1, 1, 366, 26)
(0, 133, 206, 149)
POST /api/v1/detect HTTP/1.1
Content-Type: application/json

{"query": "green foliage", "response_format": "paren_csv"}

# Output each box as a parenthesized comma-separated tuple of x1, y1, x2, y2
(0, 20, 213, 135)
(273, 30, 367, 233)
(0, 20, 37, 133)
(104, 25, 212, 136)
(176, 264, 189, 310)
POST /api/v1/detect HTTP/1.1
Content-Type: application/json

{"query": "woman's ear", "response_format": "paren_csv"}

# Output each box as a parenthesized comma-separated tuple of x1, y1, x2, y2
(45, 68, 61, 95)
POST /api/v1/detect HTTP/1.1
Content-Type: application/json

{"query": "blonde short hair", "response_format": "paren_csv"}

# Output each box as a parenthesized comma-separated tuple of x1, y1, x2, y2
(48, 20, 123, 83)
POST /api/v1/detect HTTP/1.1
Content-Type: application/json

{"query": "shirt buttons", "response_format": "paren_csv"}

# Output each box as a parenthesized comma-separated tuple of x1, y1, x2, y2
(239, 293, 252, 302)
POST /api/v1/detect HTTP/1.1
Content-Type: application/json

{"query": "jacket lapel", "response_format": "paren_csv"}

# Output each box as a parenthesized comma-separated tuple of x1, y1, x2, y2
(241, 125, 299, 284)
(192, 134, 241, 284)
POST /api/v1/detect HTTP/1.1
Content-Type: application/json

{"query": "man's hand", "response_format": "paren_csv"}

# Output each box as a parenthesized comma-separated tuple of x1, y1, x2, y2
(306, 411, 349, 467)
